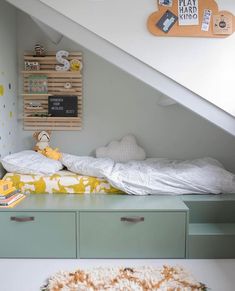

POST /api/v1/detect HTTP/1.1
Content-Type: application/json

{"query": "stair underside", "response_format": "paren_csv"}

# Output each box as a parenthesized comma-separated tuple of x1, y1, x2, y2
(6, 0, 235, 136)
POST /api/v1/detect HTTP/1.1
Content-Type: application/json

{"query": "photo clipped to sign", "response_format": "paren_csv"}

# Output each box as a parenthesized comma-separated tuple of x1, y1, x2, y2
(159, 0, 173, 7)
(213, 13, 233, 35)
(156, 10, 178, 33)
(201, 9, 212, 32)
(178, 0, 199, 26)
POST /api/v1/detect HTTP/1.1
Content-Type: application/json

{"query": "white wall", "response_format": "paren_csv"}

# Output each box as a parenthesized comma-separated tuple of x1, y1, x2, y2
(17, 11, 235, 173)
(39, 0, 235, 117)
(0, 0, 18, 163)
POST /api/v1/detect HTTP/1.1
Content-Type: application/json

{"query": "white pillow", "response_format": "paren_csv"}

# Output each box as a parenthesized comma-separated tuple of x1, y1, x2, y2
(61, 153, 114, 178)
(1, 150, 63, 175)
(96, 135, 146, 163)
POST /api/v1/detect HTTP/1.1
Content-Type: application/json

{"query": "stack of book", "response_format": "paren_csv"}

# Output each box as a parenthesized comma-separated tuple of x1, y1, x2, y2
(0, 180, 25, 208)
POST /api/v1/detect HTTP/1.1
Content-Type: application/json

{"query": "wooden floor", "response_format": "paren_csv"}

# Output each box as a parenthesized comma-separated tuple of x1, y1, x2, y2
(0, 259, 234, 291)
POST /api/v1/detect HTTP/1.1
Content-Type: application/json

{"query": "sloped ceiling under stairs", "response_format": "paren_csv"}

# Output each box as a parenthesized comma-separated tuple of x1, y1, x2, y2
(6, 0, 235, 136)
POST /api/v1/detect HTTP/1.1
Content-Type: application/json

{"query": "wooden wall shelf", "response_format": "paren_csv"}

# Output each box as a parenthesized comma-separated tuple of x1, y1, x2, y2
(22, 51, 83, 131)
(24, 117, 82, 131)
(22, 70, 81, 76)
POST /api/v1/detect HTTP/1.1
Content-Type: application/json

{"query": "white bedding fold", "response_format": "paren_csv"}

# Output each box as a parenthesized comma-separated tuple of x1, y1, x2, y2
(106, 158, 235, 195)
(61, 155, 235, 195)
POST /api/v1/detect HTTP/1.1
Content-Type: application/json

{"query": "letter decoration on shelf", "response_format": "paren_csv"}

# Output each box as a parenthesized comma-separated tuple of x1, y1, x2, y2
(55, 50, 70, 71)
(147, 0, 235, 38)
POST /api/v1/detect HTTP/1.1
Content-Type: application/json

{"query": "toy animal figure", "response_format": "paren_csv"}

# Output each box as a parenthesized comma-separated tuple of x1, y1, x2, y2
(42, 147, 62, 161)
(33, 130, 51, 151)
(34, 44, 46, 57)
(33, 131, 62, 160)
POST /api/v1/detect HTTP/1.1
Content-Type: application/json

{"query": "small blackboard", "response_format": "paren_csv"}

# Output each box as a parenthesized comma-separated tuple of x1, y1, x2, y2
(48, 96, 78, 117)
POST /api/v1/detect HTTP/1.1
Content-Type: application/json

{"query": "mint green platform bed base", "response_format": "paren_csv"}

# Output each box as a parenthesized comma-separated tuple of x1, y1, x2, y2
(0, 193, 234, 259)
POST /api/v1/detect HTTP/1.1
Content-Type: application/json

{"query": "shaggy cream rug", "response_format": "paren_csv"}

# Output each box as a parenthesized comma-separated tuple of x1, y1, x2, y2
(41, 265, 207, 291)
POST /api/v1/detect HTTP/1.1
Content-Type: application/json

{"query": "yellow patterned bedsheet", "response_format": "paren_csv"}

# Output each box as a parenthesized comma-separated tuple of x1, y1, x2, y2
(3, 170, 121, 194)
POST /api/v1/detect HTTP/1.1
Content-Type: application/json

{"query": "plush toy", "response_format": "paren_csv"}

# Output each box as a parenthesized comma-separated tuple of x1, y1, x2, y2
(33, 131, 61, 160)
(96, 134, 146, 163)
(33, 130, 51, 151)
(42, 147, 62, 161)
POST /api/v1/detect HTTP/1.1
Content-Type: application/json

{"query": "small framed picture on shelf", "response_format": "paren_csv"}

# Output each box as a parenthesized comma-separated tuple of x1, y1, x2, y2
(25, 61, 40, 71)
(28, 75, 48, 94)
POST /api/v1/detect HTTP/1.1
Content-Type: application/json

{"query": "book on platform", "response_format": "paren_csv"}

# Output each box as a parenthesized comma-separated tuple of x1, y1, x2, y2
(0, 189, 20, 200)
(0, 193, 25, 207)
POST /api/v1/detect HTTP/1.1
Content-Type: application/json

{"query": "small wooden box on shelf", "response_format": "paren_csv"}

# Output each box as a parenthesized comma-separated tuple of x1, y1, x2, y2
(22, 51, 83, 131)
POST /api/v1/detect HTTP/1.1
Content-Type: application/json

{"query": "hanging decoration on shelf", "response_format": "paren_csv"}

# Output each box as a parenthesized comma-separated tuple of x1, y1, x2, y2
(64, 82, 72, 89)
(70, 59, 83, 72)
(63, 82, 76, 93)
(55, 50, 70, 71)
(147, 0, 235, 38)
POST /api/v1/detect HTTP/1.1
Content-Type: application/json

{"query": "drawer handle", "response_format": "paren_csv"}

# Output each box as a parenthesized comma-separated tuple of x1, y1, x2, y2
(10, 216, 35, 222)
(121, 216, 144, 223)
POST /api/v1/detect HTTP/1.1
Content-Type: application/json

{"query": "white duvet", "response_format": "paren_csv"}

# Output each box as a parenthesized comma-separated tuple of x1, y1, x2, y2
(62, 154, 235, 195)
(105, 158, 235, 195)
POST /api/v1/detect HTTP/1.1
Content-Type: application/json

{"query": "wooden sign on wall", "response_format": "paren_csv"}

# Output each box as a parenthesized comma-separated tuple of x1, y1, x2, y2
(147, 0, 235, 38)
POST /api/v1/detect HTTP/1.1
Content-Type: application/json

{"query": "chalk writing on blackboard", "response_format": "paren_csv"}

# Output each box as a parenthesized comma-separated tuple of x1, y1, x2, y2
(48, 96, 78, 117)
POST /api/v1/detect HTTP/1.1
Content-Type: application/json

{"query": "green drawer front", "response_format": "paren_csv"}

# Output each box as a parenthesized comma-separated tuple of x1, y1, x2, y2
(79, 212, 186, 258)
(0, 212, 76, 258)
(189, 236, 235, 259)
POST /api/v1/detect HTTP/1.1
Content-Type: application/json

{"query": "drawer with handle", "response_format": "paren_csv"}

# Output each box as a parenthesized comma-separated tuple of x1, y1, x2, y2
(79, 211, 186, 258)
(0, 212, 76, 258)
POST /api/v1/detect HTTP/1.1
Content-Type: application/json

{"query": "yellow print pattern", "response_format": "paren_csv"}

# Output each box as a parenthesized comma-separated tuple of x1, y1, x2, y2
(3, 171, 121, 194)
